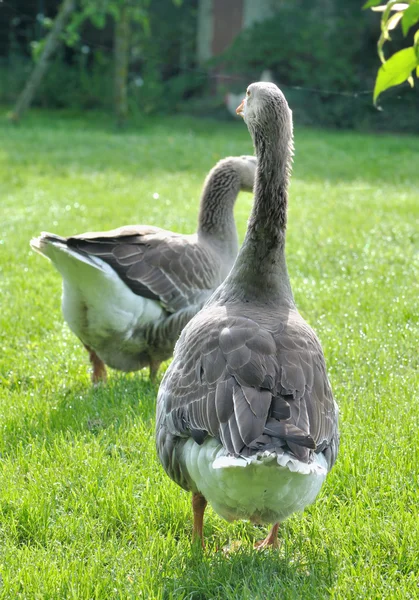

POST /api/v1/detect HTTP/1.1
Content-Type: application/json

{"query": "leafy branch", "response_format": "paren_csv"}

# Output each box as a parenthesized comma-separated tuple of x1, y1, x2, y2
(364, 0, 419, 102)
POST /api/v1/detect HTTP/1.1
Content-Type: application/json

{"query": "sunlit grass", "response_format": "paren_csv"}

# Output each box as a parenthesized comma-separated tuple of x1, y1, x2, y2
(0, 109, 418, 599)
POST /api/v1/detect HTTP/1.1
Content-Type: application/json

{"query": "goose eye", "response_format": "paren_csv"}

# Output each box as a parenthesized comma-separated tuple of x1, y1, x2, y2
(246, 90, 250, 97)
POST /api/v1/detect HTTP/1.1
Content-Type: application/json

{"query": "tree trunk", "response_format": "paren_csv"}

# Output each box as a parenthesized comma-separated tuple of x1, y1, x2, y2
(9, 0, 76, 123)
(114, 2, 131, 128)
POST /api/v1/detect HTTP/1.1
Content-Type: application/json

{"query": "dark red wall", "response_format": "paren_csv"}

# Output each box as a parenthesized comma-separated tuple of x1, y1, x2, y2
(211, 0, 243, 57)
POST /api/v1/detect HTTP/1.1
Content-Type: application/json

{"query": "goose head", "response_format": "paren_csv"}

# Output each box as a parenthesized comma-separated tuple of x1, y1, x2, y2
(236, 82, 293, 145)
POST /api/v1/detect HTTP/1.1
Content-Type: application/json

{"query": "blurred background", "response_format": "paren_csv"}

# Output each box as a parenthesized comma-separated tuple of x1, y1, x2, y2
(1, 0, 418, 131)
(1, 5, 419, 596)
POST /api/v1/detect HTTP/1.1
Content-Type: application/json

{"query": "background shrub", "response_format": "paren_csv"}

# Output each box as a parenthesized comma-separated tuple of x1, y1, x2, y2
(213, 0, 419, 131)
(2, 0, 418, 131)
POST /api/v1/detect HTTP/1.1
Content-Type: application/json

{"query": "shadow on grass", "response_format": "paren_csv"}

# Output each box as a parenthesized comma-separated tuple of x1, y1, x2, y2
(1, 372, 159, 454)
(162, 538, 337, 600)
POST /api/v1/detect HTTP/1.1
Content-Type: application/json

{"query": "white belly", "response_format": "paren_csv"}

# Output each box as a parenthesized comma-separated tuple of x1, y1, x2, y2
(181, 438, 328, 524)
(47, 245, 165, 350)
(62, 273, 163, 343)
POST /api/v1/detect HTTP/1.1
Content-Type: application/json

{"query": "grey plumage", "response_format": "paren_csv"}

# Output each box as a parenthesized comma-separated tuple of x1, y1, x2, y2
(158, 308, 338, 469)
(156, 83, 339, 543)
(30, 155, 256, 381)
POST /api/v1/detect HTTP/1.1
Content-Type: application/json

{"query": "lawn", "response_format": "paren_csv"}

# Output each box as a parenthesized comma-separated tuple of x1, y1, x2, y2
(0, 109, 418, 599)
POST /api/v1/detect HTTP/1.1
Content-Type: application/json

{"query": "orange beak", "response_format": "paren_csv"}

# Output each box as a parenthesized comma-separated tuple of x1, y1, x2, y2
(236, 99, 245, 118)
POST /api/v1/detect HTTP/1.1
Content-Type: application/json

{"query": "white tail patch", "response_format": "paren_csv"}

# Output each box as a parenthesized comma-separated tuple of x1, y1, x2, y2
(31, 233, 164, 350)
(181, 437, 328, 524)
(212, 448, 327, 476)
(30, 235, 106, 273)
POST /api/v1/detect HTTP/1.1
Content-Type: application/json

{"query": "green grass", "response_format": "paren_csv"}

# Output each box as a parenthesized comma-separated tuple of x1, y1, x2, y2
(0, 108, 418, 599)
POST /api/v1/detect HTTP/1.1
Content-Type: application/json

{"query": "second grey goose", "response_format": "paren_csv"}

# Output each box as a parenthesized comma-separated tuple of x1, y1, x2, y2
(30, 156, 256, 383)
(156, 83, 339, 548)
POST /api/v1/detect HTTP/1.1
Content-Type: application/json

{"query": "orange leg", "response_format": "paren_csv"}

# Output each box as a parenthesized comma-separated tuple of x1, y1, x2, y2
(84, 345, 107, 385)
(149, 359, 161, 383)
(192, 492, 207, 548)
(254, 523, 280, 549)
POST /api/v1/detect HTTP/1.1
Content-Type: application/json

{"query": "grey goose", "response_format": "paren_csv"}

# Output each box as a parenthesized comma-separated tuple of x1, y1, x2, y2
(156, 83, 339, 548)
(30, 155, 256, 383)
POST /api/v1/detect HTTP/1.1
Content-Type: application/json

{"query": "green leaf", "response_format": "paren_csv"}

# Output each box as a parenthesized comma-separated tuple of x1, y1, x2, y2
(363, 0, 383, 8)
(376, 2, 407, 62)
(381, 1, 404, 25)
(43, 17, 53, 30)
(108, 4, 121, 20)
(30, 39, 46, 62)
(370, 2, 409, 11)
(401, 3, 419, 35)
(90, 12, 106, 29)
(374, 46, 419, 102)
(377, 10, 404, 63)
(387, 10, 404, 30)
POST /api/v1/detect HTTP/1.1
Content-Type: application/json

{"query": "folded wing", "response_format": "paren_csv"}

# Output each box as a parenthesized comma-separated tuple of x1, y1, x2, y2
(158, 310, 339, 470)
(63, 225, 220, 312)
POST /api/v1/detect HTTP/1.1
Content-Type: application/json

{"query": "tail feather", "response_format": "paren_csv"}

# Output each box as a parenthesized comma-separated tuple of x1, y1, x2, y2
(30, 232, 106, 272)
(30, 232, 66, 253)
(212, 448, 328, 476)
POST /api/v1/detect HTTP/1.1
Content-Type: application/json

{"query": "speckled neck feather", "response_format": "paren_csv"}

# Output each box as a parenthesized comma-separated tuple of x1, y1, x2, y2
(227, 100, 294, 304)
(197, 159, 243, 242)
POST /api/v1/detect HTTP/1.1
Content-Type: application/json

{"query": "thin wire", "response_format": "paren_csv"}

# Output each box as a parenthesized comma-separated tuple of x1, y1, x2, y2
(273, 85, 373, 98)
(174, 67, 374, 97)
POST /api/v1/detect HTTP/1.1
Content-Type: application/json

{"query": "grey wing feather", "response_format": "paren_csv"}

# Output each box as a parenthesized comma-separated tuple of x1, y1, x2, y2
(62, 226, 220, 312)
(215, 378, 234, 423)
(276, 321, 339, 468)
(157, 310, 339, 475)
(232, 382, 270, 446)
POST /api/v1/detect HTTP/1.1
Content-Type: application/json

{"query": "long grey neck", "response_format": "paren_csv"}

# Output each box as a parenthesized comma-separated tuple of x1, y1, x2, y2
(226, 129, 294, 305)
(197, 165, 240, 256)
